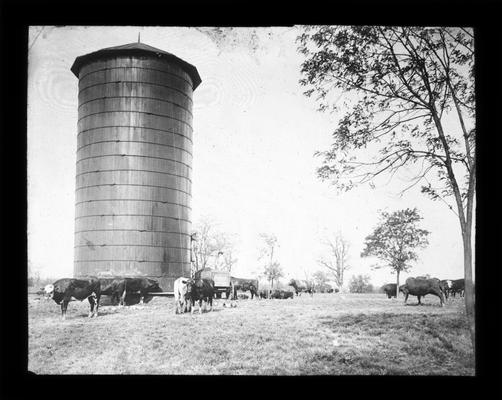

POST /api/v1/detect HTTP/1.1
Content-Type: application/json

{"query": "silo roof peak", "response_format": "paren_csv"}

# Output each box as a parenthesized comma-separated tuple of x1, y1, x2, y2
(71, 42, 201, 90)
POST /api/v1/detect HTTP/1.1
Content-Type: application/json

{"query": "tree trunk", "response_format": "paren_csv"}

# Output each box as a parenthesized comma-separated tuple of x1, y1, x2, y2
(396, 270, 400, 299)
(462, 229, 475, 352)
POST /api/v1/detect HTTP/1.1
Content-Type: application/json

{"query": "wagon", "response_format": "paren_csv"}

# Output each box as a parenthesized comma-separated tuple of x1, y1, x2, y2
(194, 267, 233, 299)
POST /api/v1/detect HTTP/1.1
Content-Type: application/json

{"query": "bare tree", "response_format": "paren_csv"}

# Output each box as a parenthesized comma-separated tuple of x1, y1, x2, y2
(318, 232, 351, 289)
(258, 233, 282, 290)
(192, 217, 237, 272)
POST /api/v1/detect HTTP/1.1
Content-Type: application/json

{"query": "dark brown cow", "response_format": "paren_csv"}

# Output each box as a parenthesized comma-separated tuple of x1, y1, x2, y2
(44, 277, 101, 320)
(231, 277, 259, 299)
(401, 277, 445, 307)
(117, 277, 162, 306)
(98, 277, 126, 305)
(288, 279, 314, 296)
(186, 278, 215, 314)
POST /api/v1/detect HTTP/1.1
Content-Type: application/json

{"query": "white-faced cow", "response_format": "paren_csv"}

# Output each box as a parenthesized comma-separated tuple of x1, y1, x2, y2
(288, 279, 314, 297)
(44, 277, 101, 320)
(401, 277, 445, 307)
(173, 277, 191, 314)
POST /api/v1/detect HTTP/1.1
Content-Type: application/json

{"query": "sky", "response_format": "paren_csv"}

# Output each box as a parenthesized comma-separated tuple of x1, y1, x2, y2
(27, 26, 473, 288)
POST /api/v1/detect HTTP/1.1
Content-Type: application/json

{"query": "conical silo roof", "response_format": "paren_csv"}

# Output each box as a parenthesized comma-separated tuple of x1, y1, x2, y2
(70, 42, 202, 90)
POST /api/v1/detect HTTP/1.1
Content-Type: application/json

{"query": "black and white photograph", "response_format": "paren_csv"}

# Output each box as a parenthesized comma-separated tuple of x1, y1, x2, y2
(27, 25, 476, 375)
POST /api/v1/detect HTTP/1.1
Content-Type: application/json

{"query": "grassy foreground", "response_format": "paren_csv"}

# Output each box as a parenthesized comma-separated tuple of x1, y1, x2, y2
(28, 292, 474, 375)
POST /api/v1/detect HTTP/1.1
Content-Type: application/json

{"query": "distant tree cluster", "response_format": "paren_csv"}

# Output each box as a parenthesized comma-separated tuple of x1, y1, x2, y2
(348, 274, 374, 293)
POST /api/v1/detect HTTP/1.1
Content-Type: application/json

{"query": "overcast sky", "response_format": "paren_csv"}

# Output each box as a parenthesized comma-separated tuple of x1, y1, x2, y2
(28, 26, 472, 287)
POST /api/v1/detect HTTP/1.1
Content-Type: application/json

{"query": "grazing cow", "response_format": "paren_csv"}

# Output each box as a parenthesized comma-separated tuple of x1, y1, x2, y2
(186, 278, 215, 314)
(98, 277, 126, 305)
(43, 277, 101, 320)
(118, 277, 162, 306)
(449, 279, 465, 298)
(288, 279, 314, 297)
(270, 289, 294, 299)
(173, 277, 191, 314)
(381, 283, 406, 299)
(237, 293, 249, 300)
(401, 277, 445, 307)
(231, 277, 259, 299)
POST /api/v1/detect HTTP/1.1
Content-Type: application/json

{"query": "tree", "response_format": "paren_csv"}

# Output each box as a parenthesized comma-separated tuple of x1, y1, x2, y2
(317, 232, 351, 289)
(349, 274, 373, 293)
(312, 270, 329, 292)
(192, 217, 237, 272)
(258, 233, 283, 291)
(361, 208, 430, 297)
(298, 26, 475, 345)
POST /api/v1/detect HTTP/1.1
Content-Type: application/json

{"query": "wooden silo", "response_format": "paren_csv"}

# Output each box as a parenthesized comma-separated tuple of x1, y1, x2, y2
(71, 42, 201, 292)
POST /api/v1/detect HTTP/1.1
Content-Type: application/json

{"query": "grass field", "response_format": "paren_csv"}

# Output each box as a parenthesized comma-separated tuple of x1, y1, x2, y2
(28, 292, 474, 375)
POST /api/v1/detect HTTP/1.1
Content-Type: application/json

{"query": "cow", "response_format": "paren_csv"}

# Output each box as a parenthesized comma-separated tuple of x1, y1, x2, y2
(230, 277, 259, 299)
(43, 277, 101, 320)
(186, 278, 215, 314)
(98, 277, 126, 305)
(381, 283, 406, 299)
(259, 289, 269, 299)
(173, 277, 191, 314)
(401, 277, 445, 307)
(270, 289, 294, 299)
(439, 279, 452, 300)
(237, 293, 249, 300)
(288, 279, 314, 297)
(118, 277, 162, 306)
(449, 279, 465, 298)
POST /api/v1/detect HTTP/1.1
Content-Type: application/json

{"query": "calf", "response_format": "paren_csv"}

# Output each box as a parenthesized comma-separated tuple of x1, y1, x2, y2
(186, 278, 215, 314)
(173, 277, 191, 314)
(44, 277, 101, 320)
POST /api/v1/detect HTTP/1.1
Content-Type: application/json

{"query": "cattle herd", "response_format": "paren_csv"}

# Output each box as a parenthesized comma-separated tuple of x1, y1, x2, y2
(39, 275, 465, 320)
(381, 277, 465, 307)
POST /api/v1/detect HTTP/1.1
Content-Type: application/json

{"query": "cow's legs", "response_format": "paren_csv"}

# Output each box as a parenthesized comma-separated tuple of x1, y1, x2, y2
(404, 293, 409, 304)
(417, 295, 422, 305)
(207, 296, 213, 312)
(88, 295, 96, 318)
(61, 300, 68, 320)
(120, 288, 127, 306)
(94, 294, 100, 317)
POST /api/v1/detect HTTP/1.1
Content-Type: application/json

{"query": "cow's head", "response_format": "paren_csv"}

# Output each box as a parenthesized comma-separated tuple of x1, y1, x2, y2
(44, 284, 55, 299)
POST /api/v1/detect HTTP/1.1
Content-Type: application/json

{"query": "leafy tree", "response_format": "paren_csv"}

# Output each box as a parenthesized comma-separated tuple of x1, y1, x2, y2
(317, 232, 350, 288)
(298, 26, 475, 345)
(361, 208, 429, 297)
(263, 262, 284, 291)
(349, 274, 373, 293)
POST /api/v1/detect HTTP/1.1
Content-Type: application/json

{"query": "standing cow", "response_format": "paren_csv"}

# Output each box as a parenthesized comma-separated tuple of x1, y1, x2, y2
(288, 279, 314, 297)
(118, 277, 162, 306)
(449, 279, 465, 298)
(186, 278, 215, 314)
(98, 277, 126, 305)
(381, 283, 406, 299)
(173, 277, 191, 314)
(44, 277, 101, 320)
(401, 277, 445, 307)
(230, 277, 259, 299)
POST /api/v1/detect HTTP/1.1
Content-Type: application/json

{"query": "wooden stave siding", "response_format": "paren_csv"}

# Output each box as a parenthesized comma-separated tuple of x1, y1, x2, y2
(74, 55, 194, 291)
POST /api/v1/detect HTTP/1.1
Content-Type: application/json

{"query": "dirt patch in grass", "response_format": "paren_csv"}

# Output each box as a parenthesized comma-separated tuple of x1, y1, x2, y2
(28, 293, 474, 375)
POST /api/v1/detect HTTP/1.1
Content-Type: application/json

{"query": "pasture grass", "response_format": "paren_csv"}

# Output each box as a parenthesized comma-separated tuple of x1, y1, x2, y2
(28, 292, 474, 375)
